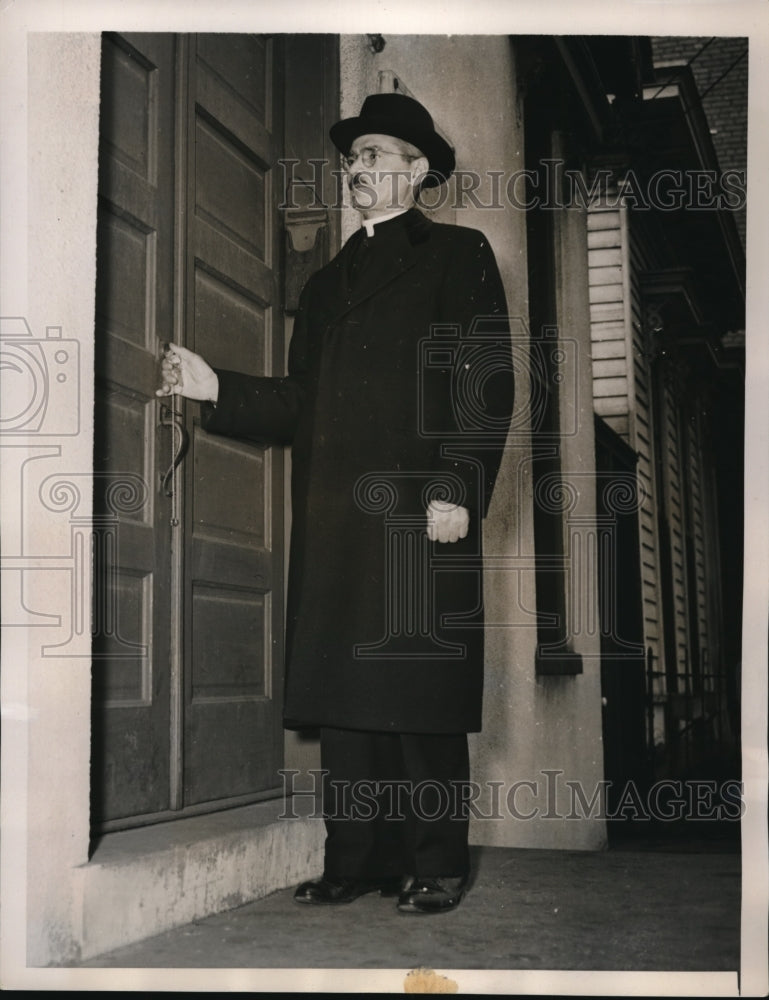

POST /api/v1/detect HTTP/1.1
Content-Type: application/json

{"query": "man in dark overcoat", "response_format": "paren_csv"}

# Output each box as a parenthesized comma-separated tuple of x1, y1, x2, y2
(158, 93, 514, 913)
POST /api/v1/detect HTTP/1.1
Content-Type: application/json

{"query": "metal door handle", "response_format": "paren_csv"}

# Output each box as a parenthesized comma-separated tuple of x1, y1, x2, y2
(160, 403, 190, 498)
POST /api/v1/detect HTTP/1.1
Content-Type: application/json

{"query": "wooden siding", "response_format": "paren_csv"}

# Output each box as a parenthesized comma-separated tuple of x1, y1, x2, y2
(684, 398, 715, 694)
(587, 200, 666, 716)
(659, 365, 690, 691)
(588, 205, 629, 438)
(589, 199, 725, 761)
(626, 220, 665, 702)
(628, 220, 717, 716)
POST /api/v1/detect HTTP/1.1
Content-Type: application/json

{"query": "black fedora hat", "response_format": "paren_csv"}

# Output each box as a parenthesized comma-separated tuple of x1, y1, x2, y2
(330, 93, 455, 188)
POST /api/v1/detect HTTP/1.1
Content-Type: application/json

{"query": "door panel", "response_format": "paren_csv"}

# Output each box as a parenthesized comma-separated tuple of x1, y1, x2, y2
(92, 32, 176, 823)
(193, 267, 269, 375)
(182, 35, 285, 807)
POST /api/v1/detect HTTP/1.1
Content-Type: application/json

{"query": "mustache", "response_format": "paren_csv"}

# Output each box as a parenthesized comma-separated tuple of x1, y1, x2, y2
(348, 171, 373, 190)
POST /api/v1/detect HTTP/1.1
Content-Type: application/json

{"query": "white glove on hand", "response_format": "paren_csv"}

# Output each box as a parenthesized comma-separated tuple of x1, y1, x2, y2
(426, 500, 470, 543)
(156, 344, 219, 403)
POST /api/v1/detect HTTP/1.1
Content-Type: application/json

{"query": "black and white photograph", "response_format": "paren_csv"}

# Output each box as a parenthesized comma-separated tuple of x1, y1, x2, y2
(0, 1, 767, 994)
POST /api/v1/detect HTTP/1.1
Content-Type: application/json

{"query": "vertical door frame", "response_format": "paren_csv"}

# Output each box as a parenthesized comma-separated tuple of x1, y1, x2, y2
(168, 32, 191, 811)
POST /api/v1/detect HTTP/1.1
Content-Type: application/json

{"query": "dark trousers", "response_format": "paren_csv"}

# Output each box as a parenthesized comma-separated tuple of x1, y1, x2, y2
(319, 726, 471, 880)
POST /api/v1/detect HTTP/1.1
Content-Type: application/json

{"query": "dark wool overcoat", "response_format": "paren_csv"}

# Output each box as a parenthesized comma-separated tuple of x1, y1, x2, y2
(203, 208, 514, 734)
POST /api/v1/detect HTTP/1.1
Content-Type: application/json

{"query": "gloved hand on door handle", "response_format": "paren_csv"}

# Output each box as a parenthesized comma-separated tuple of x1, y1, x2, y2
(156, 344, 219, 403)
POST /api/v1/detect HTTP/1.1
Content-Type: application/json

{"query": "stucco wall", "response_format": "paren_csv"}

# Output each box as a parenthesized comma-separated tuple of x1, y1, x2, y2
(6, 33, 102, 965)
(339, 34, 606, 850)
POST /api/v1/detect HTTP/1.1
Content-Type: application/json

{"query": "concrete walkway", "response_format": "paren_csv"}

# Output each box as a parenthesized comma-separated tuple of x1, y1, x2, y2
(75, 833, 741, 992)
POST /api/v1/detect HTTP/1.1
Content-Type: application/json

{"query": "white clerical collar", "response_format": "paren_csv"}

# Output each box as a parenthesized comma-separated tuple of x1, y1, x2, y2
(361, 209, 409, 237)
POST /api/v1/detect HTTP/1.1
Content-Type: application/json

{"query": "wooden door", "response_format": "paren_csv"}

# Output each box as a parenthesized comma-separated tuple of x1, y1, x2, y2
(92, 32, 286, 828)
(180, 35, 285, 806)
(92, 33, 176, 823)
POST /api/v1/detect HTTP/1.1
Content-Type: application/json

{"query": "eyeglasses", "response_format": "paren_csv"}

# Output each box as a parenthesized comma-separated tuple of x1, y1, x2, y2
(341, 145, 416, 170)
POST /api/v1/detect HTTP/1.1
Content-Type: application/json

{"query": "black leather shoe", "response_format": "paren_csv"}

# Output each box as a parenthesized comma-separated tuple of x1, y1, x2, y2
(396, 874, 469, 914)
(294, 875, 403, 905)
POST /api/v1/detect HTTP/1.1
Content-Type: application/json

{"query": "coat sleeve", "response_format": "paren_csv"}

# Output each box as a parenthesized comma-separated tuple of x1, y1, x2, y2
(200, 280, 315, 446)
(423, 231, 514, 518)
